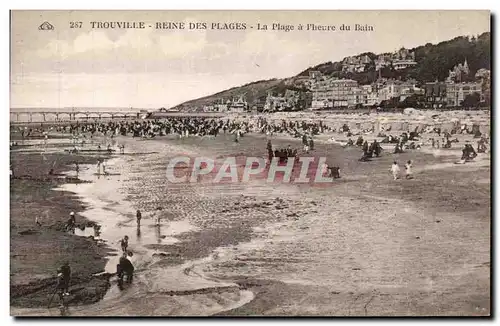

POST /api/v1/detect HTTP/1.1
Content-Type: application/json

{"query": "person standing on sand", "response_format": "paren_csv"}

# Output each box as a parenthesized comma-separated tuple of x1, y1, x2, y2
(266, 139, 273, 156)
(309, 137, 314, 151)
(136, 210, 142, 227)
(390, 161, 400, 181)
(75, 162, 79, 178)
(154, 207, 163, 227)
(57, 262, 71, 298)
(303, 139, 310, 153)
(96, 159, 101, 174)
(102, 160, 107, 174)
(119, 235, 129, 253)
(66, 212, 76, 234)
(405, 160, 413, 179)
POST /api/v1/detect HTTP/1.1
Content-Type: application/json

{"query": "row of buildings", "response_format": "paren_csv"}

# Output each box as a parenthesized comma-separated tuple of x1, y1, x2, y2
(310, 65, 490, 109)
(203, 96, 249, 112)
(341, 48, 417, 73)
(310, 74, 425, 109)
(205, 90, 302, 113)
(200, 58, 489, 112)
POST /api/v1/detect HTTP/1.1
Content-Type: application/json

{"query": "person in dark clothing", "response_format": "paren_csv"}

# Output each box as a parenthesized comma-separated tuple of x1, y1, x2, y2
(268, 148, 274, 163)
(57, 262, 71, 299)
(462, 144, 477, 161)
(136, 210, 142, 227)
(394, 143, 404, 154)
(117, 253, 134, 284)
(328, 166, 341, 179)
(66, 212, 76, 234)
(120, 235, 129, 253)
(266, 140, 273, 152)
(266, 140, 274, 162)
(371, 140, 382, 157)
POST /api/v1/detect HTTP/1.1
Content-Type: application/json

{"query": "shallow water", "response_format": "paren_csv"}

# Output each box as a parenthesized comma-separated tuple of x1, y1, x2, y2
(12, 135, 259, 316)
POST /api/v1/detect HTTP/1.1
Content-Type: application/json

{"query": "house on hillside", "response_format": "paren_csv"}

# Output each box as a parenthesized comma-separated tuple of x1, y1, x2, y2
(227, 96, 248, 112)
(158, 107, 179, 112)
(213, 99, 228, 112)
(342, 55, 372, 73)
(446, 58, 470, 83)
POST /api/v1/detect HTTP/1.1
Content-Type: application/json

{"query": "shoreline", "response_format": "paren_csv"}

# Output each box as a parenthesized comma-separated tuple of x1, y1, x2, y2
(10, 137, 117, 309)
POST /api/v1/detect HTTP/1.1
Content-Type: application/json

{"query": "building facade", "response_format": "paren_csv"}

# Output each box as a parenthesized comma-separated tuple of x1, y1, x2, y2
(424, 82, 447, 108)
(311, 78, 367, 109)
(445, 82, 481, 107)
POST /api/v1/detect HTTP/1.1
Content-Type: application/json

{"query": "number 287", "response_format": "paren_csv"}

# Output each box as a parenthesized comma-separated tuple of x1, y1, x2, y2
(70, 22, 82, 28)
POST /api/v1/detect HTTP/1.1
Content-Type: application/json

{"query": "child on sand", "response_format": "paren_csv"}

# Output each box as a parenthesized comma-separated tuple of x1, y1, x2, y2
(390, 161, 400, 180)
(154, 207, 162, 226)
(405, 160, 413, 179)
(119, 235, 129, 253)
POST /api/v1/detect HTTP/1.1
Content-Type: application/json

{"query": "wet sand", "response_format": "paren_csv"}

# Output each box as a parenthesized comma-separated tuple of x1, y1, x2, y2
(10, 127, 490, 316)
(10, 139, 116, 309)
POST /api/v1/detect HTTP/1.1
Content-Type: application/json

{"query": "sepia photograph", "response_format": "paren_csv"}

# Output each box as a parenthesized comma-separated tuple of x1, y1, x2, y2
(9, 10, 491, 317)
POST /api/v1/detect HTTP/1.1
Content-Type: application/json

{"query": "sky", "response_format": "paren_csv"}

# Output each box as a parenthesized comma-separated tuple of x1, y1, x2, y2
(10, 10, 490, 109)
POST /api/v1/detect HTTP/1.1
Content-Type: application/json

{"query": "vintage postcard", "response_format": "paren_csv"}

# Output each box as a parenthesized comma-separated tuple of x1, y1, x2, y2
(10, 10, 491, 317)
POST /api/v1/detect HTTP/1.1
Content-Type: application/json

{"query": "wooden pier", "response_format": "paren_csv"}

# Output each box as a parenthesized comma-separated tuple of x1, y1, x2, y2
(10, 110, 142, 123)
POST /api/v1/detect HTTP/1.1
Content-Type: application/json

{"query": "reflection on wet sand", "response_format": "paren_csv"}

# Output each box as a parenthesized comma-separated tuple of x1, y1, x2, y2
(155, 225, 162, 244)
(136, 226, 141, 240)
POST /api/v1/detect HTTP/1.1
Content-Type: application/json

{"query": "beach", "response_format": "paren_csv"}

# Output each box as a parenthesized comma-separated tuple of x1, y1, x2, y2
(9, 113, 490, 316)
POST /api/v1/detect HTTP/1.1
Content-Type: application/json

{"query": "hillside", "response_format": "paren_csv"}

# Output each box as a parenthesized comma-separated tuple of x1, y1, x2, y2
(300, 32, 490, 84)
(171, 32, 490, 111)
(172, 78, 286, 111)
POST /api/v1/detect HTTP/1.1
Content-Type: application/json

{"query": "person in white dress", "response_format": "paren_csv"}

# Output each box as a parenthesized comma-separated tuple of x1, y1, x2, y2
(390, 161, 400, 180)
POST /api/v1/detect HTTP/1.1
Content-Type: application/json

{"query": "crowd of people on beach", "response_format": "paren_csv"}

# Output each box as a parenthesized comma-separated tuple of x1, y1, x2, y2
(11, 114, 489, 184)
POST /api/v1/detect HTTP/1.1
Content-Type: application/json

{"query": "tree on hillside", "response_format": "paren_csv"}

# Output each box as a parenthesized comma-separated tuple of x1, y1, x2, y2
(379, 96, 400, 109)
(397, 94, 425, 109)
